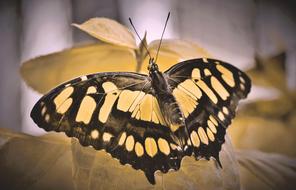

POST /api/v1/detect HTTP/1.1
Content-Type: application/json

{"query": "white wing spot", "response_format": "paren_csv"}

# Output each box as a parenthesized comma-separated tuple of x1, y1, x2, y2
(216, 65, 235, 87)
(211, 76, 230, 100)
(135, 142, 144, 157)
(91, 130, 99, 139)
(239, 76, 245, 84)
(198, 127, 209, 145)
(209, 115, 218, 126)
(76, 96, 96, 124)
(204, 69, 211, 76)
(57, 98, 73, 114)
(45, 114, 50, 122)
(218, 111, 225, 121)
(202, 58, 209, 63)
(195, 80, 218, 104)
(125, 135, 135, 152)
(207, 120, 217, 134)
(99, 82, 120, 123)
(103, 132, 113, 142)
(118, 132, 127, 146)
(192, 68, 201, 79)
(190, 130, 200, 147)
(80, 76, 88, 81)
(222, 107, 229, 115)
(158, 138, 170, 155)
(41, 106, 47, 116)
(207, 128, 215, 142)
(54, 87, 74, 109)
(86, 86, 97, 94)
(145, 137, 158, 157)
(117, 90, 139, 112)
(240, 83, 245, 90)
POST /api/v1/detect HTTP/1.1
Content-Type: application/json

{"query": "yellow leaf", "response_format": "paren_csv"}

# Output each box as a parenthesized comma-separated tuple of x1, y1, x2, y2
(71, 135, 240, 189)
(229, 116, 296, 157)
(142, 39, 211, 72)
(0, 128, 240, 190)
(246, 54, 288, 93)
(21, 31, 212, 94)
(149, 39, 211, 59)
(21, 44, 136, 94)
(73, 18, 137, 49)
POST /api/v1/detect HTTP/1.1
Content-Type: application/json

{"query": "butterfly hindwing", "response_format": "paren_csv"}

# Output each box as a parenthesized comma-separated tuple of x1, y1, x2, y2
(165, 58, 251, 161)
(31, 72, 183, 184)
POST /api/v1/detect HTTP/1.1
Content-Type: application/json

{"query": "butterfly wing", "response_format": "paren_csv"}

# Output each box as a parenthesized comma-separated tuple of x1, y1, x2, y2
(31, 72, 183, 184)
(164, 58, 251, 163)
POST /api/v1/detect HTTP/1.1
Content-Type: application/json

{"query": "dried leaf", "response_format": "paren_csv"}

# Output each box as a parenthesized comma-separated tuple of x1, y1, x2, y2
(0, 128, 72, 189)
(21, 44, 136, 94)
(73, 18, 137, 49)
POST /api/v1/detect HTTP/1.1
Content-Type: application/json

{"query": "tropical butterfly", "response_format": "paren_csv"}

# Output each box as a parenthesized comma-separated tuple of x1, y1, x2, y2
(30, 13, 251, 184)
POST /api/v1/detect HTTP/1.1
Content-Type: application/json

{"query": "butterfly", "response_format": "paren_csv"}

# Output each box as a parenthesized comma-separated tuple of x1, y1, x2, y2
(31, 56, 251, 184)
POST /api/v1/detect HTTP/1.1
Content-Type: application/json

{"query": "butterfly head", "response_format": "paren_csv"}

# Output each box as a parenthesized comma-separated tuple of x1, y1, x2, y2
(129, 12, 170, 75)
(148, 58, 159, 73)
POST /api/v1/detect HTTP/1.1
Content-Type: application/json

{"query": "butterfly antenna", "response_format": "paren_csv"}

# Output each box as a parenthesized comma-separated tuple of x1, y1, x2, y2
(129, 18, 152, 59)
(155, 12, 170, 63)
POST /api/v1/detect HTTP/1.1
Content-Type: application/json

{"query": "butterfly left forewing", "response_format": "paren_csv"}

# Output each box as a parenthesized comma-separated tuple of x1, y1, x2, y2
(165, 58, 251, 162)
(31, 72, 149, 136)
(31, 72, 184, 184)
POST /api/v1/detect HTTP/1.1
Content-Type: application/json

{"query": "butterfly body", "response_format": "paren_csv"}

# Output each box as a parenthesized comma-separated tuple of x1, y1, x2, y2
(149, 59, 187, 147)
(31, 58, 251, 184)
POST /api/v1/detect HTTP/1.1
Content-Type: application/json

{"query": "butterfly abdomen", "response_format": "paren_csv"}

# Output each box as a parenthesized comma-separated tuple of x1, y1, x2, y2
(157, 93, 184, 130)
(150, 70, 184, 131)
(155, 92, 190, 152)
(151, 70, 189, 150)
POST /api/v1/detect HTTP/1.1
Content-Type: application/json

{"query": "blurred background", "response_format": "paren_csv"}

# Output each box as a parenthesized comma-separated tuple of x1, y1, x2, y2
(1, 0, 295, 134)
(0, 0, 296, 189)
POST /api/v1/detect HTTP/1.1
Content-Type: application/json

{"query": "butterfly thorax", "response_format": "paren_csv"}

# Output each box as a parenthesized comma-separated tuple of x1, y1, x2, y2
(149, 60, 185, 135)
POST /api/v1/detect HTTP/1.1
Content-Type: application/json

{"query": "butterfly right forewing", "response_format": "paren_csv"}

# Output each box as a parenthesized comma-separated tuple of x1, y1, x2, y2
(165, 58, 251, 162)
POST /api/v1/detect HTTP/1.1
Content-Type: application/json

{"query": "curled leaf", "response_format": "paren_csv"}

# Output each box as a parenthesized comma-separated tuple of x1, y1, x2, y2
(20, 44, 136, 94)
(73, 18, 137, 49)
